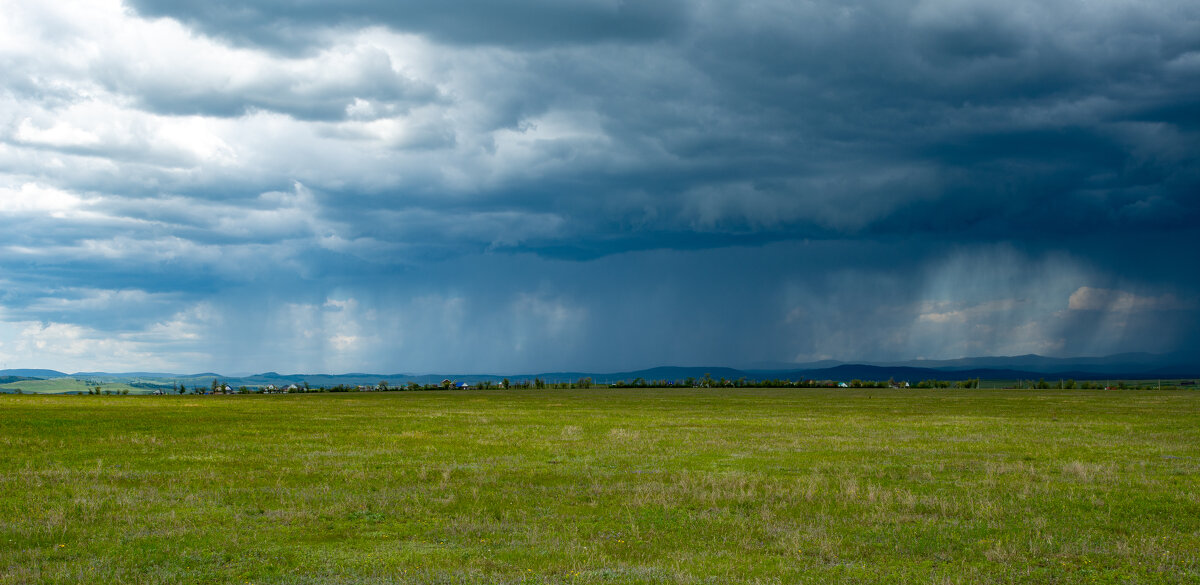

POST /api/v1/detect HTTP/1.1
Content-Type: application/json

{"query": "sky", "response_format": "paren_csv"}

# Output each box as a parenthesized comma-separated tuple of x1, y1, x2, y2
(1, 0, 1198, 374)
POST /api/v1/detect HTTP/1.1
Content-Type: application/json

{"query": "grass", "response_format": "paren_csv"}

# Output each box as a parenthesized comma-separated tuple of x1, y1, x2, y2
(1, 388, 1197, 584)
(0, 378, 142, 395)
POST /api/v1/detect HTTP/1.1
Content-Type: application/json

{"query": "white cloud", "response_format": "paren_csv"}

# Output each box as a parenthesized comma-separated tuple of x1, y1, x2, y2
(15, 118, 101, 148)
(917, 310, 966, 323)
(0, 303, 214, 372)
(0, 183, 86, 216)
(1067, 286, 1189, 312)
(917, 298, 1019, 324)
(141, 303, 218, 342)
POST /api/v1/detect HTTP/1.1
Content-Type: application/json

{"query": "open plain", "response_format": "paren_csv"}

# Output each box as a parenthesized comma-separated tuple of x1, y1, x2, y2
(1, 388, 1198, 584)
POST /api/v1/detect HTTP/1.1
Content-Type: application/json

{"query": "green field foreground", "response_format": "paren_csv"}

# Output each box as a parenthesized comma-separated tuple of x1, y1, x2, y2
(1, 389, 1197, 584)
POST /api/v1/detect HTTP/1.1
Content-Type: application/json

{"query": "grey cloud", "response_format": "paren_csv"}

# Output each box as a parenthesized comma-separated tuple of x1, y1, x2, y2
(1, 288, 188, 332)
(15, 1, 1200, 252)
(2, 0, 1199, 371)
(107, 46, 442, 121)
(135, 241, 1198, 373)
(125, 0, 690, 52)
(405, 1, 1200, 254)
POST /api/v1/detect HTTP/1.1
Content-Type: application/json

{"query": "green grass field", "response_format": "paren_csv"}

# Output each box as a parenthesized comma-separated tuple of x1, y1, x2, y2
(0, 378, 143, 395)
(1, 388, 1197, 584)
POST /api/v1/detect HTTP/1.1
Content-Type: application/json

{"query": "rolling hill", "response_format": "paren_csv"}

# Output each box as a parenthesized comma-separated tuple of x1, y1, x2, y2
(1, 351, 1196, 391)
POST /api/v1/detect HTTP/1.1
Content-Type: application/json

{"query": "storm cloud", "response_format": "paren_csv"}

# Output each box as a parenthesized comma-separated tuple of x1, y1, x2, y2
(1, 0, 1197, 373)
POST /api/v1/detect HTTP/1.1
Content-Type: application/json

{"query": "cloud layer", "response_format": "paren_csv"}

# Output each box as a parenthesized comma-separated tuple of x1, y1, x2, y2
(1, 0, 1197, 373)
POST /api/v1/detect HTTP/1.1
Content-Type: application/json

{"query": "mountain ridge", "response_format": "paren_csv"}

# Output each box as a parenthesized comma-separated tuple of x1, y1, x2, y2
(3, 351, 1197, 388)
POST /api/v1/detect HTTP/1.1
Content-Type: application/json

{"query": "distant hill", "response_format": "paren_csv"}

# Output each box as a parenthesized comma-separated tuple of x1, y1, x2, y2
(766, 364, 1174, 383)
(0, 378, 145, 395)
(0, 369, 66, 378)
(72, 371, 181, 378)
(877, 351, 1200, 374)
(535, 366, 749, 383)
(0, 375, 40, 384)
(3, 352, 1197, 389)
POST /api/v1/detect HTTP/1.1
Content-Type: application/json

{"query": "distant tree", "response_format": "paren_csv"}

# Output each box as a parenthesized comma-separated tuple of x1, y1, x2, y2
(502, 378, 511, 389)
(378, 381, 389, 392)
(95, 385, 102, 395)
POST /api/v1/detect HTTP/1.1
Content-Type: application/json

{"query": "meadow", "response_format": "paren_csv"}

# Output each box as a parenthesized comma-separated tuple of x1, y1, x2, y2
(1, 388, 1197, 584)
(0, 379, 142, 395)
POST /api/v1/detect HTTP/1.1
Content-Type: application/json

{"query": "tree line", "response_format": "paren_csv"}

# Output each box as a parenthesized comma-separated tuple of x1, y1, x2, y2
(59, 376, 1193, 396)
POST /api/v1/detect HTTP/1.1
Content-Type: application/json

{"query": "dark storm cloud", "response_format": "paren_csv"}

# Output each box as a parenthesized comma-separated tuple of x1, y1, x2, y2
(125, 0, 689, 52)
(19, 0, 1200, 249)
(2, 0, 1198, 371)
(303, 0, 1198, 257)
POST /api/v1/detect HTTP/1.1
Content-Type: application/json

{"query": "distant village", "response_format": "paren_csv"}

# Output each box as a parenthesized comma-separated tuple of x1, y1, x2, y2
(133, 376, 1012, 395)
(2, 375, 1185, 396)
